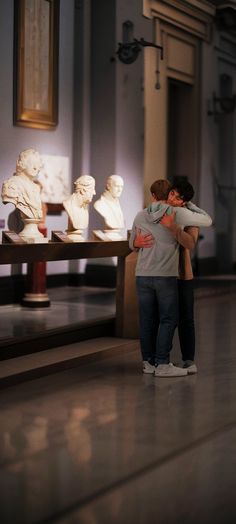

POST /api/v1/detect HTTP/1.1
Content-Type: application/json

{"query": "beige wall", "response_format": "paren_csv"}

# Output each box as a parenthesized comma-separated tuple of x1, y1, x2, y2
(144, 18, 201, 204)
(143, 1, 214, 204)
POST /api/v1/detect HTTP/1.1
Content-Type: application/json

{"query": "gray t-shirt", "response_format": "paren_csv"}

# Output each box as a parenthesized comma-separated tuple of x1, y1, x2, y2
(129, 202, 212, 277)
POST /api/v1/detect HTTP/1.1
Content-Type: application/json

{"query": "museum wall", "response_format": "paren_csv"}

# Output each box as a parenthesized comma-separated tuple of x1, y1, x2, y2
(88, 0, 152, 234)
(0, 0, 75, 277)
(75, 0, 153, 275)
(199, 24, 236, 272)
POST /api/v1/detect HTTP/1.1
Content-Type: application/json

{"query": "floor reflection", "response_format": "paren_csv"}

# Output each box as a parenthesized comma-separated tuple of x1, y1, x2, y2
(0, 286, 115, 340)
(1, 289, 236, 522)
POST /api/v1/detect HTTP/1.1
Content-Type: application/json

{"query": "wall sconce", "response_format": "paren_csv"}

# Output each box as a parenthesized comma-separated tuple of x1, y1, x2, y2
(207, 92, 236, 117)
(114, 20, 163, 89)
(215, 5, 236, 32)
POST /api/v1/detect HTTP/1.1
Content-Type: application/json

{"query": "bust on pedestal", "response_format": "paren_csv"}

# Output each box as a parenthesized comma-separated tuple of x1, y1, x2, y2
(93, 175, 125, 240)
(63, 175, 96, 241)
(1, 148, 47, 243)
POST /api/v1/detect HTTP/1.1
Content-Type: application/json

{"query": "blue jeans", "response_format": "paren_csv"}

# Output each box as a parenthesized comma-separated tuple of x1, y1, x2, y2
(136, 276, 178, 365)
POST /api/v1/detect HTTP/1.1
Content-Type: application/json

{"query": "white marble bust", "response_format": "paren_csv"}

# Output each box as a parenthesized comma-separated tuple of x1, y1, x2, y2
(94, 175, 125, 230)
(1, 148, 43, 220)
(63, 175, 96, 240)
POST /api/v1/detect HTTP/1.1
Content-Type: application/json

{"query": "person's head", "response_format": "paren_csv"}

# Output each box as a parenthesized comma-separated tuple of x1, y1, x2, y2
(16, 149, 42, 179)
(167, 178, 194, 207)
(150, 179, 171, 201)
(106, 175, 124, 198)
(74, 175, 96, 204)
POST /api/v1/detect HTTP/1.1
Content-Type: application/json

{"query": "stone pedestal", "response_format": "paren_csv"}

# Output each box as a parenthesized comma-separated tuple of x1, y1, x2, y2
(93, 229, 125, 241)
(22, 226, 50, 308)
(66, 229, 85, 242)
(19, 218, 48, 243)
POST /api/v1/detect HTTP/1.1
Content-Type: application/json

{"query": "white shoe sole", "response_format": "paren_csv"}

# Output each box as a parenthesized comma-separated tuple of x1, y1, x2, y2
(154, 363, 188, 377)
(154, 371, 187, 377)
(143, 361, 155, 374)
(186, 366, 198, 375)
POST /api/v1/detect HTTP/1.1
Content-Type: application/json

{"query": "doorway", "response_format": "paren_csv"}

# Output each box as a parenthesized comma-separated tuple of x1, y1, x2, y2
(167, 78, 199, 194)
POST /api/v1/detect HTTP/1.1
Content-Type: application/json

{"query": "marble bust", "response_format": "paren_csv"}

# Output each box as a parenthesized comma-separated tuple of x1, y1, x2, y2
(63, 175, 96, 241)
(2, 148, 43, 220)
(1, 149, 47, 243)
(93, 175, 125, 240)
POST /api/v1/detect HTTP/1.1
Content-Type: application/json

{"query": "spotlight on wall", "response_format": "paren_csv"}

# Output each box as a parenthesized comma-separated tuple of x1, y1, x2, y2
(207, 92, 236, 117)
(115, 20, 163, 88)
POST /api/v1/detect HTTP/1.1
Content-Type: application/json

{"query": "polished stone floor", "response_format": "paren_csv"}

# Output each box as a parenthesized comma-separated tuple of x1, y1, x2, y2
(1, 278, 235, 342)
(0, 287, 115, 341)
(1, 285, 236, 523)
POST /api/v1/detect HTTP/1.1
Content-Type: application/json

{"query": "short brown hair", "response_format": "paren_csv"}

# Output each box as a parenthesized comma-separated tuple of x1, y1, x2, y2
(150, 179, 171, 201)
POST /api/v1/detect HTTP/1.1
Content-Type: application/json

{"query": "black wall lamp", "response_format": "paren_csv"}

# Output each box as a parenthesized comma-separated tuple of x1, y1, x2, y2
(114, 20, 163, 89)
(207, 92, 236, 117)
(117, 35, 163, 63)
(215, 4, 236, 32)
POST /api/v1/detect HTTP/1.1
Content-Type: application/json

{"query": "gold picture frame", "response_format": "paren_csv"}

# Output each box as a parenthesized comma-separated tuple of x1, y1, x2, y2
(14, 0, 60, 130)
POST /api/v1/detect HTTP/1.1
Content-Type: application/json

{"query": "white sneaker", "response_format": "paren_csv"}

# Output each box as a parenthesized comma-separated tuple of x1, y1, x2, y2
(143, 361, 155, 374)
(183, 361, 198, 374)
(154, 363, 187, 377)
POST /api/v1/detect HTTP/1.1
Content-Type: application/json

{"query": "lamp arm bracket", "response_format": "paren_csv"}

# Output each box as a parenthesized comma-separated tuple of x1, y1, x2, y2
(135, 38, 164, 59)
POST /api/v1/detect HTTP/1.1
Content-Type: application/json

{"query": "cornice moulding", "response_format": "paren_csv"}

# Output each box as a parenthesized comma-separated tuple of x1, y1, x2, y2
(143, 0, 216, 40)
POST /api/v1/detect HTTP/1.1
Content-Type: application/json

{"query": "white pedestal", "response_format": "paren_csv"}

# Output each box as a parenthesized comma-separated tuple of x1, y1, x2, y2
(19, 219, 49, 243)
(66, 229, 85, 242)
(93, 229, 125, 241)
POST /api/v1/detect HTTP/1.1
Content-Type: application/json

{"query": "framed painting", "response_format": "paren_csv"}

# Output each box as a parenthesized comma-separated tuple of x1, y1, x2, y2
(13, 0, 60, 130)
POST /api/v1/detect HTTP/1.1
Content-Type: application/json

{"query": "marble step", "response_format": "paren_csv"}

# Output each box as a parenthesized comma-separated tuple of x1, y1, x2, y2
(0, 316, 115, 360)
(0, 337, 138, 388)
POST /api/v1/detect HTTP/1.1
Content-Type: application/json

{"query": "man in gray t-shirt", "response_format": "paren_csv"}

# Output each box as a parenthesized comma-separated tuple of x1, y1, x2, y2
(129, 179, 212, 377)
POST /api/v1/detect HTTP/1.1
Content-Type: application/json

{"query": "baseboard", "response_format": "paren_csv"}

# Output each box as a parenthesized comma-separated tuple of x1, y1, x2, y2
(47, 273, 86, 288)
(85, 264, 117, 288)
(0, 275, 26, 304)
(0, 273, 86, 305)
(0, 267, 116, 305)
(194, 257, 218, 276)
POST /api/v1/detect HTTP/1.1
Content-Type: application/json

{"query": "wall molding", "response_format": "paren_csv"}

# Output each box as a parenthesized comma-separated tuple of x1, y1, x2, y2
(143, 0, 215, 41)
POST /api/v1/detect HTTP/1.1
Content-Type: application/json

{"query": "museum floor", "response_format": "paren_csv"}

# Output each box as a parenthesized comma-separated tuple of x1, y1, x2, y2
(1, 279, 236, 523)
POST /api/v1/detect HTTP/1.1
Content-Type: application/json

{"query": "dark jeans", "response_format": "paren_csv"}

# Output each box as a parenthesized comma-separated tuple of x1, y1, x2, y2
(136, 276, 178, 365)
(178, 279, 195, 362)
